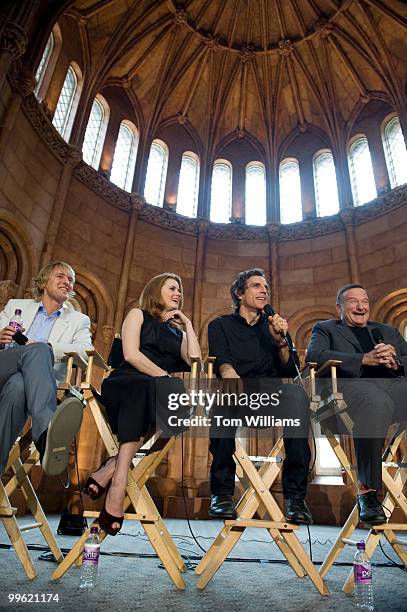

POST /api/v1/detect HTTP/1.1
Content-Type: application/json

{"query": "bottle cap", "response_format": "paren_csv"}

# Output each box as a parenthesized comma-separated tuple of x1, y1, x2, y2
(90, 526, 98, 534)
(357, 541, 365, 550)
(15, 309, 22, 315)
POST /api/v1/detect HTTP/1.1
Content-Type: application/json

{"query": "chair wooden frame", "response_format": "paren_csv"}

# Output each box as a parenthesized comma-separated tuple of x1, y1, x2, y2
(306, 361, 407, 593)
(0, 352, 86, 579)
(52, 351, 202, 590)
(195, 361, 329, 595)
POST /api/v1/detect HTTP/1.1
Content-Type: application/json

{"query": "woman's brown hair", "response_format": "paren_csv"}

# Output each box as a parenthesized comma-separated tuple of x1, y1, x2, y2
(138, 273, 183, 319)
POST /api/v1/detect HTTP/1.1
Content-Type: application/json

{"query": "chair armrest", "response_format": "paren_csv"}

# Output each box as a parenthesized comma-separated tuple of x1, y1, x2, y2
(64, 352, 88, 370)
(314, 360, 342, 377)
(86, 349, 109, 371)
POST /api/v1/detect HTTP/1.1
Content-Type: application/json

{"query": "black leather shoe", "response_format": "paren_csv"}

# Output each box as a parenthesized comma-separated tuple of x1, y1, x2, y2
(285, 498, 313, 525)
(357, 491, 386, 524)
(208, 495, 237, 519)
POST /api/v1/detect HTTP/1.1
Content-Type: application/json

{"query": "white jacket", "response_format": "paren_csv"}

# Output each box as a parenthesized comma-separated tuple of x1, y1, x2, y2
(0, 299, 93, 382)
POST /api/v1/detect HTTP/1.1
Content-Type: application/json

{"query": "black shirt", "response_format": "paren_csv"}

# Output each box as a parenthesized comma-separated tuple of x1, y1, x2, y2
(208, 312, 299, 378)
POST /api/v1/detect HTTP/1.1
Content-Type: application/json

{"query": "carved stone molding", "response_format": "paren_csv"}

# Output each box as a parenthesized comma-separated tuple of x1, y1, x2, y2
(207, 224, 266, 240)
(139, 205, 198, 235)
(19, 73, 36, 98)
(279, 216, 343, 240)
(0, 22, 27, 59)
(130, 192, 145, 211)
(74, 162, 131, 211)
(66, 145, 83, 167)
(339, 208, 355, 226)
(351, 184, 407, 225)
(23, 93, 68, 162)
(197, 218, 210, 234)
(266, 222, 280, 241)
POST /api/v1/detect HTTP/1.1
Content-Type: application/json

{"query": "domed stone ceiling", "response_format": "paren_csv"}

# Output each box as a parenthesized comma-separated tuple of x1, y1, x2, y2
(67, 0, 407, 156)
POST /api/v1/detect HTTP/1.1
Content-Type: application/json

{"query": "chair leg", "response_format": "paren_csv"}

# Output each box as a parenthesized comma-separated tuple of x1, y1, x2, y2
(319, 505, 359, 578)
(12, 455, 63, 563)
(0, 482, 37, 580)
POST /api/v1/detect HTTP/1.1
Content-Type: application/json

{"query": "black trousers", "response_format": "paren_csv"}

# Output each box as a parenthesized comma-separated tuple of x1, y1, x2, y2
(209, 382, 311, 499)
(340, 377, 407, 491)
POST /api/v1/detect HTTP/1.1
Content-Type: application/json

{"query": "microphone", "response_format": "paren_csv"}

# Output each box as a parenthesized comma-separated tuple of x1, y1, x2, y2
(263, 304, 301, 380)
(371, 328, 384, 345)
(263, 304, 293, 350)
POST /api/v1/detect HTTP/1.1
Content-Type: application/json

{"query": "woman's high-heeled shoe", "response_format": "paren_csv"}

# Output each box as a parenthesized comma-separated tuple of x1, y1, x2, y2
(83, 457, 115, 500)
(98, 490, 124, 536)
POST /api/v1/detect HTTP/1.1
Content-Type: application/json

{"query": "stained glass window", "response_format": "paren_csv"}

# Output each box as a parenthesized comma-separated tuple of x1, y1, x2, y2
(52, 65, 78, 139)
(144, 140, 169, 207)
(313, 151, 340, 216)
(110, 121, 138, 191)
(348, 137, 377, 206)
(382, 116, 407, 188)
(82, 97, 109, 169)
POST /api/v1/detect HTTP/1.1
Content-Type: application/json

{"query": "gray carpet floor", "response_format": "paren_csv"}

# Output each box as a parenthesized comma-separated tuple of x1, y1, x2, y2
(0, 517, 406, 611)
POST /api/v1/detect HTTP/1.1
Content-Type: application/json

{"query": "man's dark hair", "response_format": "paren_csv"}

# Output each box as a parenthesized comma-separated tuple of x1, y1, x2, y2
(230, 268, 266, 312)
(336, 283, 367, 305)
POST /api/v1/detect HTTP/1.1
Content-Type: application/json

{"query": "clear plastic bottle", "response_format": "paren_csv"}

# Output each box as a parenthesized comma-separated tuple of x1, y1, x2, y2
(5, 309, 23, 350)
(354, 540, 374, 610)
(79, 527, 100, 590)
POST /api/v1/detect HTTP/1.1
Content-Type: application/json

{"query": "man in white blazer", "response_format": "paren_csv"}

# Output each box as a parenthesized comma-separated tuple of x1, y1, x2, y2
(0, 261, 93, 476)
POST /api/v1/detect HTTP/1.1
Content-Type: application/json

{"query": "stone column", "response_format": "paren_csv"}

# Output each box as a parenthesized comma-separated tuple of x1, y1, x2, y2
(0, 69, 35, 160)
(340, 209, 360, 283)
(0, 22, 27, 93)
(335, 145, 354, 210)
(113, 193, 145, 333)
(192, 218, 209, 332)
(266, 223, 280, 311)
(40, 145, 82, 267)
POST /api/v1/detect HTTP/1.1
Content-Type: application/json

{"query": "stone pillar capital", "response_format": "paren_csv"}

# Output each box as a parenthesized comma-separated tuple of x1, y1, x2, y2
(1, 22, 27, 59)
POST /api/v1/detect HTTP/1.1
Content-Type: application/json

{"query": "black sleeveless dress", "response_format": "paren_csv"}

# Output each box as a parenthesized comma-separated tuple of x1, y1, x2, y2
(101, 311, 189, 443)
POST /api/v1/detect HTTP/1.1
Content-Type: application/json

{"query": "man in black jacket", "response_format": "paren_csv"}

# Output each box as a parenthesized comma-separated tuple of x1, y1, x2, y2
(307, 283, 407, 524)
(208, 269, 312, 524)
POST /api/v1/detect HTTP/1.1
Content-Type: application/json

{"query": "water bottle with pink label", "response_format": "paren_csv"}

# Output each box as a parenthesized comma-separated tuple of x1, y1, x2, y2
(79, 526, 100, 590)
(354, 540, 374, 610)
(5, 309, 23, 350)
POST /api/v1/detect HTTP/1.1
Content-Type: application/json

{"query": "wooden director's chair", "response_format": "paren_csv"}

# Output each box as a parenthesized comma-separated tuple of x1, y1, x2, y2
(195, 361, 329, 595)
(0, 353, 87, 579)
(51, 346, 203, 590)
(305, 360, 407, 594)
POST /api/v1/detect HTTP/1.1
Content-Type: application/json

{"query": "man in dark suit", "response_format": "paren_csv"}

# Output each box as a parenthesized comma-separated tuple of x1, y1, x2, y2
(307, 283, 407, 523)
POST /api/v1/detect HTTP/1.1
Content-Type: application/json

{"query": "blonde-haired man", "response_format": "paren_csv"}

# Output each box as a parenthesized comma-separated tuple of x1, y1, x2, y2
(0, 261, 92, 476)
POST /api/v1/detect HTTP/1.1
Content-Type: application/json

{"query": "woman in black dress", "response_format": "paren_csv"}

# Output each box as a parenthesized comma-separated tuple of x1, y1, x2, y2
(84, 273, 201, 535)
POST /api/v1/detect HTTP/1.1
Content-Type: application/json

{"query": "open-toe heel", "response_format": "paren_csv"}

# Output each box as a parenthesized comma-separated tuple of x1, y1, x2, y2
(83, 457, 115, 500)
(98, 491, 124, 536)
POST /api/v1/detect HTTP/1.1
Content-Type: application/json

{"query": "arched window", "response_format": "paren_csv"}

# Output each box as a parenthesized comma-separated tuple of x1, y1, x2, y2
(110, 121, 139, 192)
(176, 152, 200, 218)
(210, 160, 232, 223)
(348, 136, 377, 206)
(279, 158, 302, 224)
(82, 95, 110, 170)
(35, 24, 62, 101)
(144, 139, 169, 207)
(382, 116, 407, 188)
(35, 33, 54, 96)
(313, 150, 340, 217)
(52, 63, 82, 140)
(245, 162, 266, 225)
